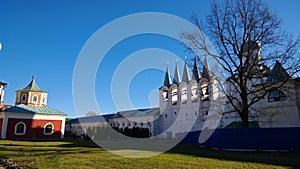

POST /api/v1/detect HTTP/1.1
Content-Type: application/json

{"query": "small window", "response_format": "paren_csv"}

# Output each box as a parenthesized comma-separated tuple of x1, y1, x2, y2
(44, 123, 54, 135)
(128, 123, 131, 127)
(15, 122, 26, 135)
(148, 122, 151, 126)
(32, 95, 38, 103)
(174, 112, 177, 115)
(268, 90, 287, 102)
(21, 94, 27, 102)
(165, 114, 168, 118)
(134, 122, 137, 126)
(140, 122, 143, 126)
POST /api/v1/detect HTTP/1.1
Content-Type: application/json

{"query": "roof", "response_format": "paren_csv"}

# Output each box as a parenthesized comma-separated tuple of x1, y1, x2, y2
(192, 56, 201, 82)
(68, 114, 115, 124)
(18, 75, 46, 92)
(112, 107, 159, 119)
(202, 57, 210, 80)
(4, 104, 66, 116)
(243, 40, 261, 51)
(172, 62, 181, 86)
(181, 60, 190, 83)
(0, 81, 7, 87)
(265, 61, 290, 83)
(163, 65, 171, 88)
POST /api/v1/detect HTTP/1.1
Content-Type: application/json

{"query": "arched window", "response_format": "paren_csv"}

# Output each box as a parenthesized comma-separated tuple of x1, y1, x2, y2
(44, 123, 54, 135)
(21, 94, 27, 103)
(201, 81, 209, 101)
(181, 85, 187, 104)
(191, 83, 198, 102)
(14, 122, 26, 135)
(268, 90, 287, 102)
(162, 89, 168, 102)
(32, 95, 38, 103)
(171, 87, 178, 105)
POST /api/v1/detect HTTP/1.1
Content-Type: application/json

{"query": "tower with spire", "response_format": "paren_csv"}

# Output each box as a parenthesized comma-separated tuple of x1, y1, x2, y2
(15, 75, 48, 106)
(156, 56, 219, 137)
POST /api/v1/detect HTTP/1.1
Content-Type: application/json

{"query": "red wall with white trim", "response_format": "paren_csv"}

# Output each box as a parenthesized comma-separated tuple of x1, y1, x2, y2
(6, 118, 62, 140)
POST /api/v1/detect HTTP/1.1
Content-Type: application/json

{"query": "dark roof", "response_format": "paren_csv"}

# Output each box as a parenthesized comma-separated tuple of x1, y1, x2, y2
(69, 114, 115, 124)
(17, 76, 46, 92)
(192, 57, 201, 82)
(4, 104, 66, 115)
(172, 63, 181, 86)
(0, 82, 7, 87)
(243, 40, 261, 51)
(202, 57, 210, 80)
(266, 61, 290, 83)
(163, 66, 171, 88)
(181, 60, 190, 83)
(112, 108, 159, 119)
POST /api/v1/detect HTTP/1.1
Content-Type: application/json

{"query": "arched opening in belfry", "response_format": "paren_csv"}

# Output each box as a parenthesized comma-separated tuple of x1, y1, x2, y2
(162, 88, 168, 102)
(181, 85, 187, 104)
(201, 81, 209, 101)
(171, 86, 178, 105)
(191, 83, 198, 102)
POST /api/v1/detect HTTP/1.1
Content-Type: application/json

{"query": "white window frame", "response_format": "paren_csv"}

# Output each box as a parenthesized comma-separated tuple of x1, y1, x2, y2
(43, 122, 54, 135)
(14, 122, 26, 135)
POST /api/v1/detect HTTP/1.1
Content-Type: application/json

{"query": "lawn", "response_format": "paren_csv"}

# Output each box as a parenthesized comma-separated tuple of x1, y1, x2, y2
(0, 138, 299, 169)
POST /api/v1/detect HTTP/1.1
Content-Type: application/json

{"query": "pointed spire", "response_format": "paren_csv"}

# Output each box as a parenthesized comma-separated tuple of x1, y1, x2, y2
(202, 57, 210, 80)
(20, 75, 45, 92)
(192, 56, 201, 82)
(173, 59, 181, 85)
(163, 63, 171, 87)
(182, 59, 190, 83)
(266, 60, 290, 83)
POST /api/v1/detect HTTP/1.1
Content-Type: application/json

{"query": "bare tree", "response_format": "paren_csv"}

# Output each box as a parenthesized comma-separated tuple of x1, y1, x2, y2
(181, 0, 300, 128)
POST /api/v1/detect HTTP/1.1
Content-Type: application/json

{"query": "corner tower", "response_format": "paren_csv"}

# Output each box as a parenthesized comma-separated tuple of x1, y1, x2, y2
(15, 75, 48, 106)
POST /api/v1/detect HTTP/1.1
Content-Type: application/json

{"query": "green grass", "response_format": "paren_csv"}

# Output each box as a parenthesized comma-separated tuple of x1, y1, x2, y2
(0, 138, 299, 169)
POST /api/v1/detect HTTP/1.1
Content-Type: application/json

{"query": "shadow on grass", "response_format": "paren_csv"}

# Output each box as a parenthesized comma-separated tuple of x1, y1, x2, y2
(1, 138, 300, 168)
(167, 144, 300, 168)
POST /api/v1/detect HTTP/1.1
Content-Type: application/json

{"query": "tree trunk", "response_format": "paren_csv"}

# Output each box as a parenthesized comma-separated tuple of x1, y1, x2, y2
(241, 87, 249, 128)
(241, 110, 249, 128)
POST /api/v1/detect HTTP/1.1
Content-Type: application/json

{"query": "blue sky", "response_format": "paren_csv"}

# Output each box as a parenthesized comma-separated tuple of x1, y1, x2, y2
(0, 0, 299, 118)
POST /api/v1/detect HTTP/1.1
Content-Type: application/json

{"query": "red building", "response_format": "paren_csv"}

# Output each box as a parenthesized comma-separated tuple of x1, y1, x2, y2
(0, 76, 66, 140)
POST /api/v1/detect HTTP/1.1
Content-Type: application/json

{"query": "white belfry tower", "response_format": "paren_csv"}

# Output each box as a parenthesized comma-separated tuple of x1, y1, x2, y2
(155, 57, 219, 137)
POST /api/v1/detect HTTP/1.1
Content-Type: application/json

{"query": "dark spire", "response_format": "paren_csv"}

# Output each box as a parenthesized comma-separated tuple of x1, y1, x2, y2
(163, 63, 171, 87)
(266, 60, 290, 83)
(202, 57, 210, 81)
(182, 58, 190, 83)
(173, 60, 181, 85)
(192, 56, 201, 82)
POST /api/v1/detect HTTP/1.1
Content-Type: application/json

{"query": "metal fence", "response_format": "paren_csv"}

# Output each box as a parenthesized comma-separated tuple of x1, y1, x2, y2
(179, 128, 300, 151)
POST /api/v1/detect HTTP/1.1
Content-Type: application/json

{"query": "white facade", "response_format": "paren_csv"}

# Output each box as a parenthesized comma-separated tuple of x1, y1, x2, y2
(221, 41, 300, 128)
(154, 58, 220, 137)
